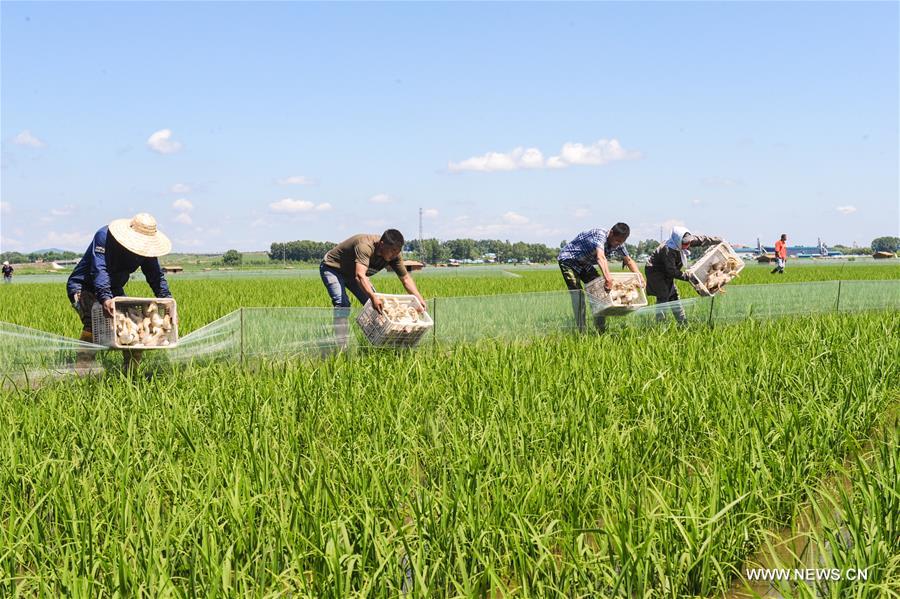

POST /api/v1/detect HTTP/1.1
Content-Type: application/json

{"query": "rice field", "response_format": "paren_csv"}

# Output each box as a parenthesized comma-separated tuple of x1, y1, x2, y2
(0, 262, 898, 597)
(0, 262, 897, 337)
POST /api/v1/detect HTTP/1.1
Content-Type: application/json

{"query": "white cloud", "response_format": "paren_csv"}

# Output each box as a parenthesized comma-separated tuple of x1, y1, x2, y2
(573, 207, 591, 218)
(423, 208, 439, 219)
(835, 205, 857, 215)
(503, 211, 530, 225)
(0, 201, 11, 214)
(269, 198, 330, 213)
(691, 198, 703, 206)
(278, 175, 316, 186)
(519, 148, 545, 169)
(448, 147, 542, 173)
(147, 129, 183, 154)
(170, 183, 192, 194)
(50, 205, 76, 217)
(43, 231, 91, 248)
(172, 198, 194, 212)
(14, 130, 45, 148)
(449, 139, 640, 172)
(552, 139, 640, 166)
(174, 238, 203, 248)
(174, 212, 193, 225)
(368, 193, 394, 204)
(546, 156, 567, 169)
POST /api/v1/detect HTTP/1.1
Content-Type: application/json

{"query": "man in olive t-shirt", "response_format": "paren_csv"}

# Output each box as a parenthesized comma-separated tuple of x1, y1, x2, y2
(319, 229, 426, 314)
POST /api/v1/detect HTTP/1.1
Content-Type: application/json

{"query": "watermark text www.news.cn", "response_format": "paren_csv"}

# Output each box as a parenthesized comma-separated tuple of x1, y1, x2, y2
(746, 568, 868, 582)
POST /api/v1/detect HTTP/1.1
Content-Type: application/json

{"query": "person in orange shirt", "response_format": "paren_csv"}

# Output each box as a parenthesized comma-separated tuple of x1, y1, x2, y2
(771, 233, 788, 274)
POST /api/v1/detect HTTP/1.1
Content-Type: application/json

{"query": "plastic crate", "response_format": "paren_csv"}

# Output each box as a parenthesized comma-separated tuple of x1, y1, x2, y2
(585, 272, 648, 316)
(91, 296, 179, 349)
(684, 242, 745, 296)
(356, 294, 433, 348)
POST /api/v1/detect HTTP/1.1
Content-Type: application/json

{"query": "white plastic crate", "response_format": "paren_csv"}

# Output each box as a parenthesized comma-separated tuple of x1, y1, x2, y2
(585, 272, 648, 316)
(684, 241, 745, 296)
(356, 293, 433, 348)
(91, 296, 179, 349)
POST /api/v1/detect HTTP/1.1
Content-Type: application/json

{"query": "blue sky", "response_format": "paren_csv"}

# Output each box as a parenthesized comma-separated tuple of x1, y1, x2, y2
(2, 1, 897, 253)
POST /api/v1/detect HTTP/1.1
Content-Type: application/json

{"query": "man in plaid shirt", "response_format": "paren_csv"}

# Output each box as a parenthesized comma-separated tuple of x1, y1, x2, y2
(558, 222, 644, 332)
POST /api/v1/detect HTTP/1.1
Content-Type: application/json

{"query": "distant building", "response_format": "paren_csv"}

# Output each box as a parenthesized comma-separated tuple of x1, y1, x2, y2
(50, 259, 79, 269)
(733, 237, 843, 259)
(387, 260, 425, 272)
(162, 265, 184, 273)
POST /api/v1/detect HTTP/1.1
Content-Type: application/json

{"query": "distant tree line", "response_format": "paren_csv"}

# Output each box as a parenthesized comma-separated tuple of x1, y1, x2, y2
(266, 237, 661, 264)
(268, 240, 335, 262)
(261, 235, 898, 265)
(0, 250, 81, 264)
(870, 236, 900, 253)
(404, 239, 559, 263)
(830, 245, 871, 256)
(630, 239, 662, 258)
(222, 249, 242, 266)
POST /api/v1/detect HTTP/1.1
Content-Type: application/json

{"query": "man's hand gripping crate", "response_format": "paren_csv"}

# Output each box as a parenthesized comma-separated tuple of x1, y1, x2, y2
(91, 297, 179, 349)
(357, 293, 433, 348)
(585, 272, 648, 316)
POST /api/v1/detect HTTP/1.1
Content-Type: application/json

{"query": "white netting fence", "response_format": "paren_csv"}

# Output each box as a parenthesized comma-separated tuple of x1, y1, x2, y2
(2, 280, 898, 382)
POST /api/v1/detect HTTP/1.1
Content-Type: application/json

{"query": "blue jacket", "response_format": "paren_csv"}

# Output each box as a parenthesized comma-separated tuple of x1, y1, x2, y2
(66, 226, 172, 302)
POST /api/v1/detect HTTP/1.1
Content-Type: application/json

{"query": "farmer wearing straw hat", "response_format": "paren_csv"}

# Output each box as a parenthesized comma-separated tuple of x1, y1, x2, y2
(644, 226, 721, 325)
(558, 222, 644, 333)
(66, 213, 174, 371)
(2, 261, 13, 283)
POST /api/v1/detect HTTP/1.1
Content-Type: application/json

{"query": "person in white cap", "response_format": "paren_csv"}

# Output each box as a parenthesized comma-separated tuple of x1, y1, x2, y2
(2, 261, 13, 283)
(644, 226, 721, 325)
(66, 213, 174, 371)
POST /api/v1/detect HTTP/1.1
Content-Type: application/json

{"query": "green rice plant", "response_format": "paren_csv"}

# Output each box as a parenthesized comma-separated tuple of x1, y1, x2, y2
(741, 417, 900, 599)
(1, 311, 897, 597)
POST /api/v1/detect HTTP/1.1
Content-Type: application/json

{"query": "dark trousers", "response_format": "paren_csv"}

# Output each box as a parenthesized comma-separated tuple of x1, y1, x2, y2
(771, 257, 785, 273)
(559, 261, 606, 332)
(319, 262, 375, 348)
(645, 268, 687, 324)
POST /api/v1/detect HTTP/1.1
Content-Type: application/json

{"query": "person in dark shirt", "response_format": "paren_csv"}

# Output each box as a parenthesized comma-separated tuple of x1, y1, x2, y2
(2, 261, 13, 283)
(67, 213, 173, 370)
(644, 226, 721, 325)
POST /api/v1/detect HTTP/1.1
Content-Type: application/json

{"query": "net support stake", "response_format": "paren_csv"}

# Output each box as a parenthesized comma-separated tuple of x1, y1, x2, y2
(240, 307, 245, 368)
(835, 280, 842, 313)
(432, 297, 437, 348)
(707, 294, 716, 328)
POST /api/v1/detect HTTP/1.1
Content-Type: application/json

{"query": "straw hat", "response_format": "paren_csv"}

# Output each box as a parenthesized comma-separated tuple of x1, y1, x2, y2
(2, 261, 9, 266)
(108, 213, 172, 257)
